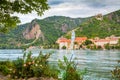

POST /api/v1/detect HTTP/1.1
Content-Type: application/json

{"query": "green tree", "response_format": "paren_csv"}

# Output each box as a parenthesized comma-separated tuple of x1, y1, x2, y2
(0, 0, 49, 33)
(104, 43, 110, 50)
(83, 40, 93, 45)
(62, 46, 67, 49)
(118, 39, 120, 45)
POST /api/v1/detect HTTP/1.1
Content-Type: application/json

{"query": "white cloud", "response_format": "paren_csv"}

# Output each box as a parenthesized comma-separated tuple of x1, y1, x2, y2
(14, 0, 120, 24)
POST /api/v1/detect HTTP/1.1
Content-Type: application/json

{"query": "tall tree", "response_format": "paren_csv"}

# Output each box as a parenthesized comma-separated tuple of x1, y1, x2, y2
(0, 0, 49, 33)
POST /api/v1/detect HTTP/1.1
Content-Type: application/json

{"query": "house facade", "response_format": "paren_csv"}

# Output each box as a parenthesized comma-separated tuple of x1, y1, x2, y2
(56, 37, 71, 49)
(56, 37, 87, 49)
(92, 37, 119, 47)
(56, 36, 119, 49)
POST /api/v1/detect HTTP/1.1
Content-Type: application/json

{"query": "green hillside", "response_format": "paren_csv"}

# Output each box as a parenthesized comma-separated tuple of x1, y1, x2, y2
(1, 9, 120, 49)
(65, 10, 120, 38)
(0, 16, 86, 48)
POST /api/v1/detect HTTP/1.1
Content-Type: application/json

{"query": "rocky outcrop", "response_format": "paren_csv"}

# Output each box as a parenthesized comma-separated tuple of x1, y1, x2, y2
(95, 13, 103, 21)
(61, 24, 68, 33)
(23, 20, 44, 40)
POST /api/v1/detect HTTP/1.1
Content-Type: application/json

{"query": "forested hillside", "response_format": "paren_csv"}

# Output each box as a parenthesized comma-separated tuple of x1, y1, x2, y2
(65, 10, 120, 38)
(1, 9, 120, 49)
(0, 16, 86, 48)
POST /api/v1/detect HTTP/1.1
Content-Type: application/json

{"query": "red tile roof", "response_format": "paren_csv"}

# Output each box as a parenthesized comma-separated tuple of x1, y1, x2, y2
(57, 37, 88, 43)
(75, 37, 87, 42)
(57, 37, 71, 43)
(60, 39, 71, 43)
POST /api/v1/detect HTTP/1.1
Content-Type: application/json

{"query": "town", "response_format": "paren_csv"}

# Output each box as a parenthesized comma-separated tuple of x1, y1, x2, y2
(56, 35, 120, 50)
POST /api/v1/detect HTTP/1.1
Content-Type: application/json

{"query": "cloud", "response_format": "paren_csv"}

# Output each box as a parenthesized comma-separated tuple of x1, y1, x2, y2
(48, 0, 64, 5)
(43, 0, 120, 18)
(15, 0, 120, 24)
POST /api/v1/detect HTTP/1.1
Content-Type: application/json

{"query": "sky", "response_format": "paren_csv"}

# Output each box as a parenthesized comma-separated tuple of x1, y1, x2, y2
(15, 0, 120, 24)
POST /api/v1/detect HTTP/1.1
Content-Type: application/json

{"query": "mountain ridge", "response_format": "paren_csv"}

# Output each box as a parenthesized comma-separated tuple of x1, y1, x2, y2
(0, 16, 86, 48)
(0, 9, 120, 49)
(64, 10, 120, 39)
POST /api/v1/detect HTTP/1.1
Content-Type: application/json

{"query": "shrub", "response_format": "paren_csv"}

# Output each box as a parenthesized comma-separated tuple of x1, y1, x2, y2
(83, 40, 93, 46)
(0, 61, 12, 75)
(97, 46, 102, 49)
(111, 61, 120, 80)
(62, 46, 66, 49)
(43, 65, 59, 78)
(10, 52, 34, 79)
(58, 55, 83, 80)
(8, 51, 59, 79)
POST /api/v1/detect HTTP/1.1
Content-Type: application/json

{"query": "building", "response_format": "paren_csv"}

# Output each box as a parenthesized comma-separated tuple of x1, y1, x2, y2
(92, 36, 119, 47)
(109, 38, 119, 45)
(56, 37, 87, 49)
(56, 36, 119, 49)
(93, 39, 110, 46)
(95, 13, 103, 21)
(75, 37, 87, 44)
(74, 37, 87, 49)
(56, 37, 71, 49)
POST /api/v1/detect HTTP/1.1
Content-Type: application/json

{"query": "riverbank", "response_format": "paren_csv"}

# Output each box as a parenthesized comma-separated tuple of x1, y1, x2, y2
(0, 74, 57, 80)
(0, 49, 120, 80)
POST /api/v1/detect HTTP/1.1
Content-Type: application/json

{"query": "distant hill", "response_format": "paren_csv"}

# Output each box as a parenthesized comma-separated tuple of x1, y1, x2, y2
(0, 16, 86, 48)
(65, 10, 120, 39)
(1, 9, 120, 49)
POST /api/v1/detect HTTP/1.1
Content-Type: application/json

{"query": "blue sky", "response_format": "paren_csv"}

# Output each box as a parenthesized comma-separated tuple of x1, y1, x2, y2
(15, 0, 120, 24)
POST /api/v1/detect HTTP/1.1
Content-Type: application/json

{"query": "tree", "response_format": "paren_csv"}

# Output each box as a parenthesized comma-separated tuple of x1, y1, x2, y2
(118, 39, 120, 45)
(62, 46, 66, 49)
(104, 43, 110, 50)
(0, 0, 49, 33)
(83, 40, 93, 45)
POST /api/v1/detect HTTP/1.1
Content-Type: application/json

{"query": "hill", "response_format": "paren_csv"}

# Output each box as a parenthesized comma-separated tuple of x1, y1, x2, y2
(0, 16, 86, 48)
(1, 9, 120, 49)
(65, 10, 120, 38)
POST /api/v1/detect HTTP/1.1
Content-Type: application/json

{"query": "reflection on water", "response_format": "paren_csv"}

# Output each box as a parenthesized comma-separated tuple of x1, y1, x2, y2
(0, 49, 120, 80)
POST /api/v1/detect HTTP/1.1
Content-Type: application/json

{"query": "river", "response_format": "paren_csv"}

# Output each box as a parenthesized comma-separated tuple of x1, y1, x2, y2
(0, 49, 120, 80)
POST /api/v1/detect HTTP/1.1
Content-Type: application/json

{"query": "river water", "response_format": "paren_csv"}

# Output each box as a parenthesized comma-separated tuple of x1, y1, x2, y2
(0, 49, 120, 80)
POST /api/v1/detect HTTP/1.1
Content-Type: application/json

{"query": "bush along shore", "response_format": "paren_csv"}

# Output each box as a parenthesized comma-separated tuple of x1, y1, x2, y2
(0, 51, 120, 80)
(0, 51, 85, 80)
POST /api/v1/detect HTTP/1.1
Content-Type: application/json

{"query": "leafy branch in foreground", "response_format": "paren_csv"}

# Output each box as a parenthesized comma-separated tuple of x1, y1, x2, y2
(0, 0, 49, 33)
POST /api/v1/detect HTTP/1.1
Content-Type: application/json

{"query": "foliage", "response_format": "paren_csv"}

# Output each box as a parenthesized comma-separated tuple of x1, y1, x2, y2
(32, 51, 58, 78)
(58, 55, 83, 80)
(111, 62, 120, 80)
(42, 65, 59, 78)
(0, 0, 49, 33)
(0, 16, 85, 49)
(104, 43, 110, 50)
(0, 51, 58, 79)
(65, 10, 120, 38)
(104, 43, 120, 50)
(97, 46, 102, 49)
(10, 52, 36, 78)
(118, 39, 120, 45)
(82, 40, 93, 45)
(0, 61, 12, 75)
(91, 45, 97, 50)
(62, 46, 67, 49)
